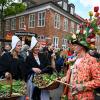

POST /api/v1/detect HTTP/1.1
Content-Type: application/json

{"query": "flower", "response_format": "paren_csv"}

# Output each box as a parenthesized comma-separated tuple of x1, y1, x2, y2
(94, 6, 99, 12)
(72, 33, 76, 39)
(90, 38, 95, 42)
(76, 30, 80, 34)
(95, 12, 100, 17)
(89, 28, 93, 33)
(83, 30, 86, 34)
(89, 11, 93, 16)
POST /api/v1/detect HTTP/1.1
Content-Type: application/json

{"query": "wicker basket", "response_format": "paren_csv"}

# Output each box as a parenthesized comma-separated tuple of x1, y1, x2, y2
(33, 73, 60, 90)
(0, 79, 26, 99)
(0, 96, 21, 100)
(41, 80, 60, 90)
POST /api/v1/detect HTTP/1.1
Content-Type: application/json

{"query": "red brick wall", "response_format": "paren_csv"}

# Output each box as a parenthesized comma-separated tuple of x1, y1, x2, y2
(5, 9, 79, 48)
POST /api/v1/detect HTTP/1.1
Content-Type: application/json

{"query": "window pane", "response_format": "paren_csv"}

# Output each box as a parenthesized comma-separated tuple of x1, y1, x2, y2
(63, 2, 67, 11)
(11, 18, 16, 30)
(54, 13, 60, 29)
(64, 18, 68, 31)
(19, 16, 25, 29)
(6, 20, 10, 31)
(29, 14, 35, 27)
(38, 12, 45, 26)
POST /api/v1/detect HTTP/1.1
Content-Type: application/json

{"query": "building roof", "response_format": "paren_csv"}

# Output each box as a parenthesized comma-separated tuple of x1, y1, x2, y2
(5, 1, 84, 23)
(23, 0, 61, 5)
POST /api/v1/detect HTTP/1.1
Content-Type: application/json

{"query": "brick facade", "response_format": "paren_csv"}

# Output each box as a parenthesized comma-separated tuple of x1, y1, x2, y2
(3, 2, 84, 49)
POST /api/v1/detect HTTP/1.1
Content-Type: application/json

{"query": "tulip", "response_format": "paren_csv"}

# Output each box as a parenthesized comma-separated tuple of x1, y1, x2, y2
(76, 30, 80, 34)
(90, 44, 95, 49)
(72, 34, 76, 39)
(89, 11, 93, 16)
(83, 30, 86, 34)
(90, 38, 95, 42)
(86, 38, 91, 43)
(89, 28, 93, 33)
(94, 6, 99, 12)
(95, 12, 100, 17)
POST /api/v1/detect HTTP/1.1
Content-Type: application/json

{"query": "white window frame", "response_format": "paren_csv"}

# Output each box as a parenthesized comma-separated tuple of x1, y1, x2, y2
(6, 20, 10, 31)
(57, 1, 62, 7)
(64, 18, 68, 31)
(11, 18, 16, 30)
(19, 16, 25, 29)
(62, 38, 68, 50)
(63, 2, 68, 11)
(53, 37, 59, 48)
(70, 7, 74, 15)
(29, 14, 35, 28)
(70, 21, 75, 33)
(38, 11, 45, 27)
(54, 13, 60, 29)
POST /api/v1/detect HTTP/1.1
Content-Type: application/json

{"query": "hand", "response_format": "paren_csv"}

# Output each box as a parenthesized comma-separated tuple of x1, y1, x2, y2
(32, 68, 41, 74)
(61, 76, 67, 82)
(5, 72, 12, 80)
(72, 84, 84, 95)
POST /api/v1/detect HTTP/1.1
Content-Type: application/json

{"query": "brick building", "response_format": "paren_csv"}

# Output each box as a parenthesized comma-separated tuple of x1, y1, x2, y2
(1, 0, 84, 49)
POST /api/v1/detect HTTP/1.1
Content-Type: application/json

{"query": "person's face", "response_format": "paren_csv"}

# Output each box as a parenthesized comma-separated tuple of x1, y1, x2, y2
(32, 43, 40, 54)
(72, 44, 83, 55)
(48, 44, 54, 51)
(5, 45, 11, 51)
(15, 41, 22, 53)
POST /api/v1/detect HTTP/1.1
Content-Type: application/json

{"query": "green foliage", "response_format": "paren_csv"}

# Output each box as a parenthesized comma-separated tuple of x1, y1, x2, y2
(33, 71, 64, 88)
(0, 0, 26, 17)
(0, 80, 26, 98)
(4, 3, 26, 16)
(65, 33, 73, 41)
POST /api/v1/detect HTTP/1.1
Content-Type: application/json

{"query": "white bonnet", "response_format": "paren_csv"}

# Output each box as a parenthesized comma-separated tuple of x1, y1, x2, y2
(10, 35, 20, 51)
(29, 36, 38, 50)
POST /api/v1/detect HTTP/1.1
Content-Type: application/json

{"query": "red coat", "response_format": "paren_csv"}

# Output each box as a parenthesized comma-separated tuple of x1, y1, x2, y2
(66, 54, 100, 100)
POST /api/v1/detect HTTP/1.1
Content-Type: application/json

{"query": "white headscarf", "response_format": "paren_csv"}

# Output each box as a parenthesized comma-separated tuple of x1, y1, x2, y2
(10, 35, 20, 52)
(29, 36, 38, 50)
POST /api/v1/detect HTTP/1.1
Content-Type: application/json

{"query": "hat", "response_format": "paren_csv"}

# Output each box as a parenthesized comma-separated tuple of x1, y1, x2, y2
(10, 35, 20, 51)
(29, 36, 38, 50)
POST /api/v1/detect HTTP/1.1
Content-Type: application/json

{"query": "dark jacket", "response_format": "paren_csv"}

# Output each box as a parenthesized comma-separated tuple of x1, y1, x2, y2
(25, 52, 53, 77)
(0, 52, 26, 80)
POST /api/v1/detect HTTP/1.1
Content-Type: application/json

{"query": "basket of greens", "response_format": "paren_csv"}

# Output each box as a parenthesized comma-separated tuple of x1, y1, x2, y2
(33, 71, 64, 90)
(0, 72, 26, 99)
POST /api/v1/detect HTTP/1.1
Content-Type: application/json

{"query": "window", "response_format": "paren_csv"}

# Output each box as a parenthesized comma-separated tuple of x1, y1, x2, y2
(29, 14, 35, 28)
(6, 20, 10, 31)
(53, 37, 59, 48)
(70, 7, 74, 15)
(0, 22, 1, 31)
(64, 18, 68, 31)
(70, 21, 74, 33)
(95, 35, 100, 53)
(62, 38, 68, 50)
(38, 11, 45, 27)
(63, 2, 67, 11)
(54, 13, 60, 29)
(11, 18, 16, 30)
(57, 1, 62, 7)
(19, 16, 25, 29)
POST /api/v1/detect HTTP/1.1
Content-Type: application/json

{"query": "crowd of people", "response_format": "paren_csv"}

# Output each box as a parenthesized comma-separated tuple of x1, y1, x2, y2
(0, 35, 100, 100)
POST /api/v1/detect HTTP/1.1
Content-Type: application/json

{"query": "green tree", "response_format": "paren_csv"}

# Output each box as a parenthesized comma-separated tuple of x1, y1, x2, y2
(0, 0, 26, 39)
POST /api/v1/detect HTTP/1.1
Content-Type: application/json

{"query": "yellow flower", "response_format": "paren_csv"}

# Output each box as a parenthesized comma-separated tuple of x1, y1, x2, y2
(72, 33, 76, 39)
(89, 11, 93, 16)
